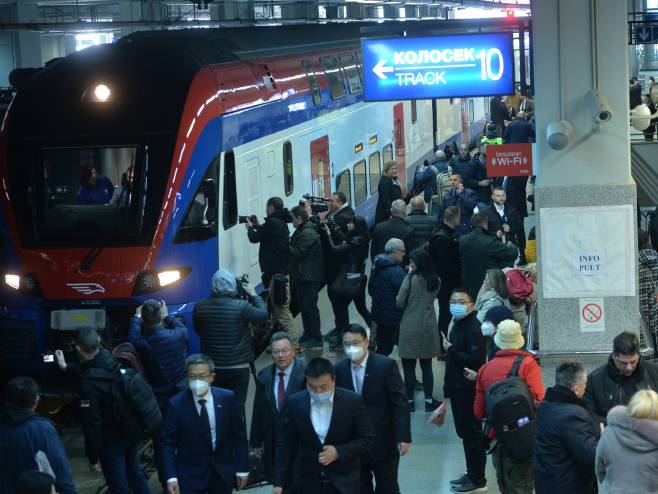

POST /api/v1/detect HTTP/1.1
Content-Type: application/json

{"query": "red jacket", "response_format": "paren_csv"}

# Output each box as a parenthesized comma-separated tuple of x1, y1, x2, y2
(474, 349, 545, 438)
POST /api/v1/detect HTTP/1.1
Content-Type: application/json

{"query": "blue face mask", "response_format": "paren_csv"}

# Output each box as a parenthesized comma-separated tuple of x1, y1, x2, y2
(310, 390, 332, 404)
(450, 304, 468, 320)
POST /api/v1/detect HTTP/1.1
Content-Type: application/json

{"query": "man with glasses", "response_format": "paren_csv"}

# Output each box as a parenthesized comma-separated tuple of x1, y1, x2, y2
(335, 324, 411, 494)
(369, 238, 407, 356)
(163, 354, 249, 494)
(583, 331, 658, 424)
(251, 333, 306, 491)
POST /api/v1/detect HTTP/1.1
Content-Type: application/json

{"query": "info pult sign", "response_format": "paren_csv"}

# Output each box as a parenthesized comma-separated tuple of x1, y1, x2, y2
(362, 33, 514, 101)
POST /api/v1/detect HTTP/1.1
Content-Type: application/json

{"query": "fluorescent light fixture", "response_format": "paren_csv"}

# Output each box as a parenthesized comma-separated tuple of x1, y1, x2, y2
(4, 274, 19, 290)
(158, 270, 182, 287)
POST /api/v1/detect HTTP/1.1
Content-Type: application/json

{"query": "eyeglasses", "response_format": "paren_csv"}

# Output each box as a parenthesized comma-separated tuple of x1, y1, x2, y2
(187, 373, 211, 380)
(343, 339, 365, 347)
(272, 348, 293, 356)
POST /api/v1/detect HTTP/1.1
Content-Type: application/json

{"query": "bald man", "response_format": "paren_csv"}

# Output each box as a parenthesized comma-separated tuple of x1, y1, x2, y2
(417, 151, 450, 203)
(406, 196, 438, 252)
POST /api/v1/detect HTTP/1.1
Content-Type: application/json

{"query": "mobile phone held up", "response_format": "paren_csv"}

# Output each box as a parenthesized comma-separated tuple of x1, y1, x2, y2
(42, 353, 54, 363)
(238, 215, 257, 224)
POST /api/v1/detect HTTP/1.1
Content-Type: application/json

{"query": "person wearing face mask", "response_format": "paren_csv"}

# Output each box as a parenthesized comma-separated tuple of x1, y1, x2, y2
(480, 305, 515, 361)
(441, 288, 487, 494)
(375, 161, 403, 225)
(162, 353, 249, 494)
(473, 320, 544, 494)
(335, 324, 411, 494)
(272, 357, 374, 494)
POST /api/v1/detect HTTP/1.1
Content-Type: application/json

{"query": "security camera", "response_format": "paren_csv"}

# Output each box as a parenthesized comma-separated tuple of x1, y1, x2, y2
(546, 120, 573, 150)
(588, 89, 613, 124)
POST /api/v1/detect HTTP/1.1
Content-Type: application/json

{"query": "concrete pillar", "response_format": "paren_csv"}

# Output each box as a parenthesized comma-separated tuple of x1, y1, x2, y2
(404, 5, 418, 19)
(383, 5, 398, 19)
(346, 3, 363, 20)
(324, 6, 339, 19)
(13, 1, 41, 68)
(211, 0, 254, 21)
(117, 0, 143, 37)
(280, 1, 316, 20)
(533, 0, 639, 380)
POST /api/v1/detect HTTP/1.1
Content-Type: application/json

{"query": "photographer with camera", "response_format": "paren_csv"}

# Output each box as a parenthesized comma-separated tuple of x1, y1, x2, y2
(193, 268, 269, 408)
(289, 205, 325, 349)
(245, 197, 296, 337)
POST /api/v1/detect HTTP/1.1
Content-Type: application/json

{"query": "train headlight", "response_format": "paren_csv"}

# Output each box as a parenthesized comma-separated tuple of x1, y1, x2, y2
(133, 268, 191, 295)
(93, 84, 111, 102)
(82, 83, 112, 103)
(3, 273, 42, 296)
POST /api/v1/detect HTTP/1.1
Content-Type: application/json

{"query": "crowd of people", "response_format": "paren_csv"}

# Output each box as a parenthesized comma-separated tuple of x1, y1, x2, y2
(3, 91, 658, 494)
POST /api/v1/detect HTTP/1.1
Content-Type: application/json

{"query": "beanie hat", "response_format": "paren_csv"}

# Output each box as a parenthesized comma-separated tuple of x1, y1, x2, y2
(212, 268, 237, 294)
(486, 122, 497, 133)
(484, 306, 514, 327)
(494, 319, 525, 350)
(141, 299, 162, 327)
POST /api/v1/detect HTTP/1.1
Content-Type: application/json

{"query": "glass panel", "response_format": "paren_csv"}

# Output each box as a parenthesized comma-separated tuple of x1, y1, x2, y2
(175, 158, 218, 243)
(335, 169, 351, 204)
(302, 59, 321, 106)
(353, 160, 367, 206)
(411, 100, 417, 124)
(368, 152, 381, 195)
(383, 143, 393, 165)
(339, 53, 362, 94)
(283, 141, 294, 196)
(320, 56, 346, 100)
(223, 151, 237, 229)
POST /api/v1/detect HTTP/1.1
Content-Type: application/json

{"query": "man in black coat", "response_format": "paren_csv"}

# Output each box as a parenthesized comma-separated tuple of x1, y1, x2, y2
(428, 206, 462, 339)
(251, 332, 306, 491)
(534, 361, 601, 494)
(335, 324, 411, 494)
(481, 187, 523, 249)
(405, 196, 438, 252)
(327, 191, 354, 230)
(630, 77, 642, 109)
(370, 199, 412, 262)
(489, 96, 508, 136)
(583, 331, 658, 424)
(439, 173, 478, 238)
(442, 288, 487, 493)
(246, 196, 295, 333)
(375, 162, 403, 224)
(273, 358, 375, 494)
(450, 144, 479, 194)
(503, 112, 534, 145)
(458, 213, 518, 298)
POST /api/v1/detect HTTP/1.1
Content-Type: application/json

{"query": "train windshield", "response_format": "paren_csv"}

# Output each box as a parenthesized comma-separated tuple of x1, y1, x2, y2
(15, 144, 166, 248)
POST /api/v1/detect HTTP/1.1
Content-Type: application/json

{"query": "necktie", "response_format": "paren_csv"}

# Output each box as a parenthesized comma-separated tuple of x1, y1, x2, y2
(355, 366, 363, 394)
(277, 372, 286, 411)
(198, 399, 211, 439)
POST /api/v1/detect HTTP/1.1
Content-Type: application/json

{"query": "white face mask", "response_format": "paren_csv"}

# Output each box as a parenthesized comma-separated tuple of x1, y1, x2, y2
(189, 379, 210, 397)
(344, 345, 365, 362)
(481, 321, 496, 337)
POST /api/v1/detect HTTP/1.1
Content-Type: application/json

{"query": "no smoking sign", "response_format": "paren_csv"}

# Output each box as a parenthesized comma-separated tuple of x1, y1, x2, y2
(579, 298, 605, 333)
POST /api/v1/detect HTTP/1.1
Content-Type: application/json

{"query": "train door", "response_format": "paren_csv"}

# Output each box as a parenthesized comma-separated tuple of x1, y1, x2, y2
(245, 157, 261, 268)
(310, 136, 331, 198)
(393, 103, 407, 194)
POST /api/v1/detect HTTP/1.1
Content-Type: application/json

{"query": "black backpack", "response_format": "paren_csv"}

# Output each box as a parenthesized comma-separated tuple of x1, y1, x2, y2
(484, 356, 536, 463)
(111, 367, 162, 439)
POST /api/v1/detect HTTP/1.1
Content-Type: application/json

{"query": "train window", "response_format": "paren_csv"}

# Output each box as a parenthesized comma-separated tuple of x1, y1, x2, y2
(320, 56, 346, 100)
(222, 150, 237, 229)
(468, 99, 475, 125)
(339, 53, 362, 94)
(411, 100, 417, 124)
(175, 158, 219, 243)
(283, 141, 294, 196)
(353, 160, 367, 206)
(383, 143, 393, 165)
(301, 59, 321, 106)
(335, 169, 351, 204)
(368, 152, 381, 195)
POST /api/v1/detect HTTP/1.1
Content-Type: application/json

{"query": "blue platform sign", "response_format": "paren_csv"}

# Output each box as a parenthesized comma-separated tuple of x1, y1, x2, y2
(362, 33, 514, 101)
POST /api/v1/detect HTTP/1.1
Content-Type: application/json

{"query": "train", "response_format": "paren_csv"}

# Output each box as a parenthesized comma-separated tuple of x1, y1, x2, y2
(0, 22, 489, 386)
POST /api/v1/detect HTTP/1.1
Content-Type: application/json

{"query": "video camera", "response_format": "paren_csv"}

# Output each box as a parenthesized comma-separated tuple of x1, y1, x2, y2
(299, 193, 329, 215)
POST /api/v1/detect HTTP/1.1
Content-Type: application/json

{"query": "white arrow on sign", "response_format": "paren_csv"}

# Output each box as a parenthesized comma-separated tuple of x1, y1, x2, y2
(373, 59, 394, 80)
(639, 28, 651, 41)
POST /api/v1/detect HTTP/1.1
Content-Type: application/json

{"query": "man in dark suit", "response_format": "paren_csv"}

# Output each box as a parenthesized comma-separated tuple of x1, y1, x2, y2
(272, 358, 375, 494)
(370, 199, 412, 261)
(327, 191, 354, 231)
(503, 112, 534, 145)
(163, 354, 249, 494)
(335, 324, 411, 494)
(251, 332, 306, 490)
(489, 95, 508, 136)
(439, 173, 478, 238)
(481, 187, 523, 249)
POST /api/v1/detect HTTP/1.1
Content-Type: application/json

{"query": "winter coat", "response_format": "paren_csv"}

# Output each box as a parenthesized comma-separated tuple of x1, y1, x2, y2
(396, 272, 440, 359)
(0, 405, 77, 494)
(375, 175, 402, 224)
(503, 117, 534, 144)
(405, 210, 439, 252)
(193, 293, 269, 367)
(247, 208, 292, 282)
(416, 160, 449, 203)
(289, 220, 325, 283)
(458, 227, 519, 298)
(638, 249, 658, 351)
(490, 96, 508, 126)
(595, 405, 658, 494)
(583, 356, 658, 424)
(439, 188, 478, 237)
(443, 311, 486, 397)
(428, 223, 461, 299)
(368, 255, 406, 326)
(473, 349, 544, 439)
(450, 156, 479, 192)
(370, 216, 412, 262)
(128, 315, 189, 396)
(325, 233, 369, 275)
(481, 203, 523, 248)
(534, 385, 600, 494)
(474, 289, 512, 323)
